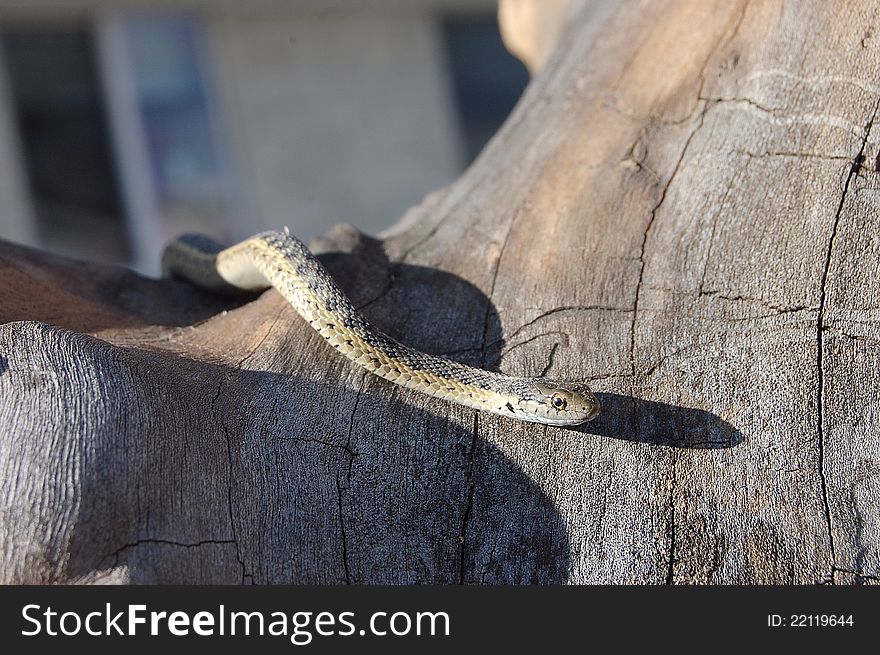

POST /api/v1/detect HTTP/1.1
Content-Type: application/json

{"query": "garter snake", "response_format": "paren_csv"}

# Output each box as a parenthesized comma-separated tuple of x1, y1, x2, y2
(162, 230, 600, 426)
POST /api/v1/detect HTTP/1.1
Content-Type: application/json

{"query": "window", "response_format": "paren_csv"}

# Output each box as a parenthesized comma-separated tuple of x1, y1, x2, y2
(124, 16, 230, 236)
(1, 25, 129, 261)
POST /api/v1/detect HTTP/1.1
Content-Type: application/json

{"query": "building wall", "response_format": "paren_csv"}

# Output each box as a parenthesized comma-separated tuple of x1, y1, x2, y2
(0, 0, 514, 273)
(207, 13, 464, 243)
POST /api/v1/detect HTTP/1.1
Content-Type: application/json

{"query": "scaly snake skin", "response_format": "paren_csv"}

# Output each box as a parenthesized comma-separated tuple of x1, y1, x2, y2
(162, 230, 600, 426)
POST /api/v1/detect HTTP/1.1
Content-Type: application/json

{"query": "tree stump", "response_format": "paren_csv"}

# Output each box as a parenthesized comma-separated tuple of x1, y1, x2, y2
(1, 0, 878, 584)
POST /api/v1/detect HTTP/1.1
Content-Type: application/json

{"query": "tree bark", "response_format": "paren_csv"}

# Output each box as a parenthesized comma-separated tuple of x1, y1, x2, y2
(1, 0, 879, 584)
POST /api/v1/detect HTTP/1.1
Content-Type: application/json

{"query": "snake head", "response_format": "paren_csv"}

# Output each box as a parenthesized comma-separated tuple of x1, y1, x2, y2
(520, 380, 600, 426)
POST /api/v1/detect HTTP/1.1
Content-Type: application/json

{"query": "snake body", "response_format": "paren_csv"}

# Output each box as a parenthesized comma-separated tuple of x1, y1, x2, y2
(162, 230, 599, 426)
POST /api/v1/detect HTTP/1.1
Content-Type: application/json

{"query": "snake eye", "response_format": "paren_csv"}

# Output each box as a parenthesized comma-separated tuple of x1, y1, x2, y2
(551, 394, 567, 410)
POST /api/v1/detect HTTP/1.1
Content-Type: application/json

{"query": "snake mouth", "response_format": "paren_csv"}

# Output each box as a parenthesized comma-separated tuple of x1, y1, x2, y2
(540, 416, 595, 427)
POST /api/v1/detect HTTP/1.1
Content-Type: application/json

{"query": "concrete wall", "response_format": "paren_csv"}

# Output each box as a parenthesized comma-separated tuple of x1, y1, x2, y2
(207, 14, 465, 242)
(0, 0, 495, 264)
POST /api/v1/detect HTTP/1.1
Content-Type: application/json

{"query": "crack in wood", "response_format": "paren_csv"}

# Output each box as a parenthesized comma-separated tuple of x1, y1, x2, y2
(337, 372, 367, 585)
(644, 284, 816, 316)
(107, 538, 236, 564)
(697, 160, 747, 295)
(502, 304, 632, 349)
(207, 306, 286, 584)
(733, 148, 854, 162)
(538, 342, 561, 378)
(630, 99, 711, 377)
(502, 330, 569, 361)
(210, 378, 249, 583)
(816, 95, 880, 581)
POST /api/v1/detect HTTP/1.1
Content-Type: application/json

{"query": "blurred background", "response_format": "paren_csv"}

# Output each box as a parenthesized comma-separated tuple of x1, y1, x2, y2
(0, 0, 529, 274)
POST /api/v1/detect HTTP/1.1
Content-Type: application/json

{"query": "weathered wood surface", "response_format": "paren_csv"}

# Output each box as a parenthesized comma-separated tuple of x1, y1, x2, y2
(2, 0, 879, 584)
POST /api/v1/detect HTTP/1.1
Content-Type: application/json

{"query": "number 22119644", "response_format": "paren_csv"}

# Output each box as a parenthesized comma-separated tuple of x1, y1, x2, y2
(768, 615, 854, 627)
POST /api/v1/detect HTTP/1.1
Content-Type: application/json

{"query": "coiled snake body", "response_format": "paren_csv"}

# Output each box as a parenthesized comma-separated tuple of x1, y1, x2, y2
(163, 230, 600, 426)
